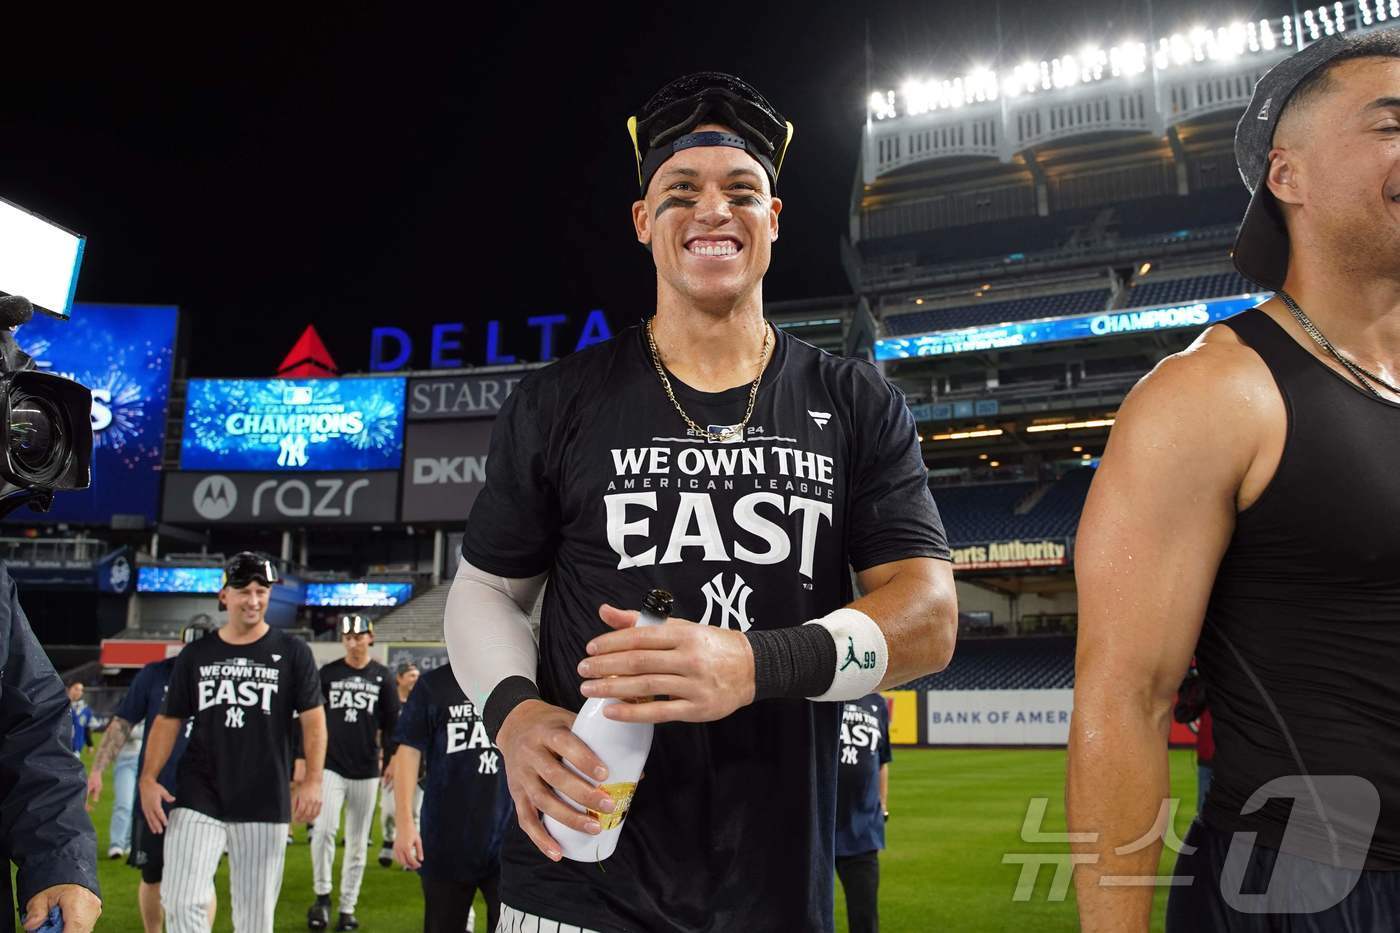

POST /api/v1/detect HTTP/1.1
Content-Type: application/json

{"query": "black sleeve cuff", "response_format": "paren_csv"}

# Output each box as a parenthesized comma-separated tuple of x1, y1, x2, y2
(483, 676, 542, 744)
(746, 624, 837, 701)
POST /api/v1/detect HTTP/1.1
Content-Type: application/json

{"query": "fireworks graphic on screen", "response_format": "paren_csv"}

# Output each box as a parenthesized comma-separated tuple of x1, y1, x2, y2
(182, 377, 405, 470)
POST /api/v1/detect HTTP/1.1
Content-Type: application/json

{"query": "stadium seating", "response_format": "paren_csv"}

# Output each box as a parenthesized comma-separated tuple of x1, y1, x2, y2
(933, 469, 1095, 546)
(1112, 189, 1250, 240)
(1123, 269, 1258, 308)
(898, 635, 1076, 691)
(884, 288, 1111, 335)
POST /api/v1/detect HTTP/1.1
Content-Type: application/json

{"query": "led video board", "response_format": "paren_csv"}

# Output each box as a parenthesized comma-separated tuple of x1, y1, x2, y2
(874, 294, 1270, 361)
(137, 566, 224, 594)
(180, 378, 405, 472)
(304, 582, 414, 608)
(5, 303, 179, 525)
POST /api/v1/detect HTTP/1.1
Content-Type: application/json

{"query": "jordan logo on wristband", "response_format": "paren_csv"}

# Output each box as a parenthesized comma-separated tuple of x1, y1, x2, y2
(840, 636, 877, 672)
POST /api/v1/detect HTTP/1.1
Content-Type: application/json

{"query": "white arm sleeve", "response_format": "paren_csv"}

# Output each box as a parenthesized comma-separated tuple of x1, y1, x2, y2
(443, 557, 547, 712)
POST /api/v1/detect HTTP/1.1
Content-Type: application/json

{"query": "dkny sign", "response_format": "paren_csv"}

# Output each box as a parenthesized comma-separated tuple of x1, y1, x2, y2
(163, 471, 399, 525)
(407, 375, 525, 421)
(400, 421, 494, 523)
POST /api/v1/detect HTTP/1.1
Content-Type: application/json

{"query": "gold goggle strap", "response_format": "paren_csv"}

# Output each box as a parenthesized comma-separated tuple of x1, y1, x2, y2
(627, 116, 643, 188)
(774, 121, 795, 178)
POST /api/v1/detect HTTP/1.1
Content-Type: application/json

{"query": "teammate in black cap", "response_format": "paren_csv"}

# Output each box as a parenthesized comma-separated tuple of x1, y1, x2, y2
(139, 552, 326, 933)
(444, 71, 956, 932)
(1070, 28, 1400, 932)
(304, 614, 398, 932)
(391, 663, 509, 933)
(87, 623, 215, 933)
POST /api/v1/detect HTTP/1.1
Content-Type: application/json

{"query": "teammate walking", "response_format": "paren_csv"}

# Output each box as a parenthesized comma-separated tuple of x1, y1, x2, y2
(377, 661, 421, 868)
(139, 552, 326, 933)
(1070, 31, 1400, 932)
(305, 615, 398, 932)
(87, 624, 215, 933)
(392, 662, 509, 933)
(835, 693, 891, 933)
(444, 72, 957, 932)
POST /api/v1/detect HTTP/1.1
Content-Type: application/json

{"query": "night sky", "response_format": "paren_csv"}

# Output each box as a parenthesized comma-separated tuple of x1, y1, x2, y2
(6, 1, 1282, 377)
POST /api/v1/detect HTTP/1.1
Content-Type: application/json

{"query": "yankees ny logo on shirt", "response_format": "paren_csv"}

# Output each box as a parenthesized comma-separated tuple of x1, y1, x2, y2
(225, 707, 246, 728)
(478, 751, 500, 774)
(700, 572, 753, 632)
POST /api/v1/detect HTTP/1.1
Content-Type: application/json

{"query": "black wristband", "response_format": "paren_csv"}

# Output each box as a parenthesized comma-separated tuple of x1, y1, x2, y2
(483, 675, 542, 744)
(745, 624, 837, 701)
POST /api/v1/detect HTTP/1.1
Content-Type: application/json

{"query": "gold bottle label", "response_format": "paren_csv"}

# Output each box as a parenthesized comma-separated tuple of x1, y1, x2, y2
(588, 781, 638, 830)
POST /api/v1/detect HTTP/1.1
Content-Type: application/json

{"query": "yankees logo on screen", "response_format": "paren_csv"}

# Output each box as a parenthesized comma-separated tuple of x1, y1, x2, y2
(196, 657, 281, 727)
(603, 423, 838, 629)
(329, 676, 381, 722)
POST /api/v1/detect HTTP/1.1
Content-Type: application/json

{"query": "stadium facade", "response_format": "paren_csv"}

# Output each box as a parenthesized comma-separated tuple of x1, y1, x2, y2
(26, 5, 1390, 744)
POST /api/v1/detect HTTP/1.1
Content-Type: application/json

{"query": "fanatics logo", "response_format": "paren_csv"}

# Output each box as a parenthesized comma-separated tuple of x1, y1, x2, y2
(808, 411, 832, 430)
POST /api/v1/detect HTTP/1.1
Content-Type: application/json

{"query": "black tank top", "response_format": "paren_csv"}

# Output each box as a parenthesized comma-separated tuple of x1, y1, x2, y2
(1198, 309, 1400, 869)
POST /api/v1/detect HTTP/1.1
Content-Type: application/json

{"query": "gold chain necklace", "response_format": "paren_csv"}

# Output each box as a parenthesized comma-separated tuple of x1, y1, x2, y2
(645, 316, 772, 442)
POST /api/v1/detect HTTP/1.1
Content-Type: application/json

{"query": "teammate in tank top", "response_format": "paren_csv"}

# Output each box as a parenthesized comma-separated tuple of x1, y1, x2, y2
(1070, 31, 1400, 933)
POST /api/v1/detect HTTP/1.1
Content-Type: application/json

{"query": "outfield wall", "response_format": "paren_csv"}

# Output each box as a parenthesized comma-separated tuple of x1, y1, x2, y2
(886, 689, 1200, 748)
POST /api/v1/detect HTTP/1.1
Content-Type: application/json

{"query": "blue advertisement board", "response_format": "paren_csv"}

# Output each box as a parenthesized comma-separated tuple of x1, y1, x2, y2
(6, 303, 179, 525)
(875, 295, 1270, 361)
(137, 566, 224, 594)
(304, 582, 413, 608)
(181, 378, 406, 472)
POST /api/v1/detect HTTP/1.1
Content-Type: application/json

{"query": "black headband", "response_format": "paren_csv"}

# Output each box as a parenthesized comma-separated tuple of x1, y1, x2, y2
(638, 131, 778, 198)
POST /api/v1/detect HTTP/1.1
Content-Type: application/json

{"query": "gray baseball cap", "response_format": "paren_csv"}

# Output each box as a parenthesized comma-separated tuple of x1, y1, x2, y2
(1233, 33, 1376, 290)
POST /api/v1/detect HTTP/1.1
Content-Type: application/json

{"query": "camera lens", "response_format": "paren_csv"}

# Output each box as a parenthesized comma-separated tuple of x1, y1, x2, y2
(9, 394, 62, 477)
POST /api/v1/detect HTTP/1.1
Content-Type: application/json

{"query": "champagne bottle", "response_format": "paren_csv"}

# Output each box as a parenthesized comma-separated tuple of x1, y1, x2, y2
(544, 588, 673, 862)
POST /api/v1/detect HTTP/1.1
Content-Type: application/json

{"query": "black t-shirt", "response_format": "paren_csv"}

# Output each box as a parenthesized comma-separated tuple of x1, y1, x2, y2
(320, 658, 398, 780)
(462, 325, 948, 933)
(162, 627, 322, 823)
(393, 665, 510, 883)
(115, 658, 188, 802)
(835, 694, 892, 857)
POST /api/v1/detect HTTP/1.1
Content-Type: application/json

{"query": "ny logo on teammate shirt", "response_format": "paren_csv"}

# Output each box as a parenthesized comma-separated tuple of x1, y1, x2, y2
(225, 707, 245, 729)
(700, 573, 753, 632)
(478, 751, 500, 774)
(344, 708, 358, 723)
(840, 746, 859, 765)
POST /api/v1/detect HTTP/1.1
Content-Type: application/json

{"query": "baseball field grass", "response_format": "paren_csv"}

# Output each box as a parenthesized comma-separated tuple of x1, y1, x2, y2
(82, 747, 1199, 931)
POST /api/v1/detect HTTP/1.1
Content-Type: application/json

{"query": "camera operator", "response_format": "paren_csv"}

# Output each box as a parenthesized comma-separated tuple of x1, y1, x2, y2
(0, 290, 103, 931)
(0, 558, 102, 932)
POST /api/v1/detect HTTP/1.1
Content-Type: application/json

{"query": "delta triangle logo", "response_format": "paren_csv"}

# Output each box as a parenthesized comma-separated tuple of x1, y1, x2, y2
(277, 325, 339, 378)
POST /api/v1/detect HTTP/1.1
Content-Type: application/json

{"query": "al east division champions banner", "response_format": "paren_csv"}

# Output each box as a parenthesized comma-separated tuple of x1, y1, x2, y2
(925, 689, 1074, 745)
(6, 303, 178, 525)
(180, 377, 405, 472)
(950, 539, 1069, 571)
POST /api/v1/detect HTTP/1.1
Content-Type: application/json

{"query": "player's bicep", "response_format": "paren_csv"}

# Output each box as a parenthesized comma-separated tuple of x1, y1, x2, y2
(1074, 354, 1250, 707)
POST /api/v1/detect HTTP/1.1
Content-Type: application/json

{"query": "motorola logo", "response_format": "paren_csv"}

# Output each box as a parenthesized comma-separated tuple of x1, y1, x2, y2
(169, 471, 397, 525)
(192, 475, 238, 520)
